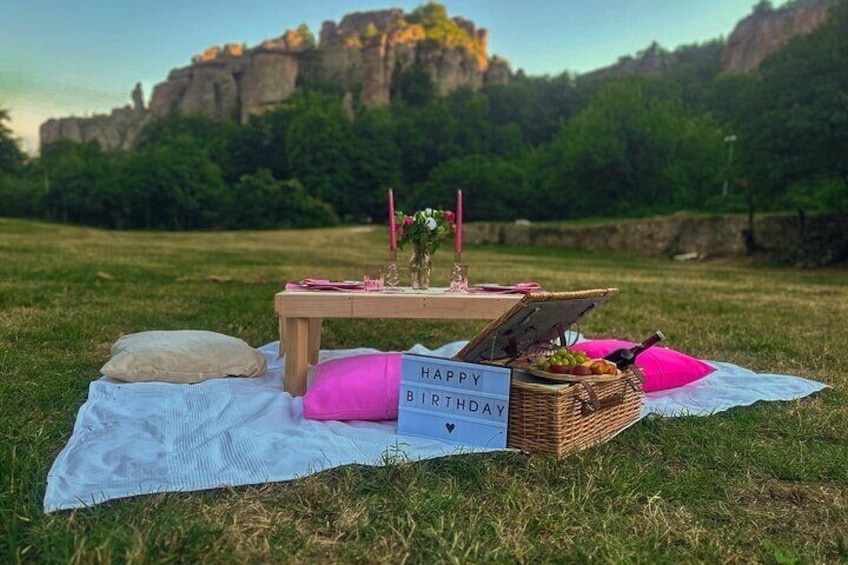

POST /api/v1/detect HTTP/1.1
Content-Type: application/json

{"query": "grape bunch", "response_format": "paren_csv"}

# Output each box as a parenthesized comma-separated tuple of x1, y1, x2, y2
(535, 347, 590, 373)
(534, 347, 620, 375)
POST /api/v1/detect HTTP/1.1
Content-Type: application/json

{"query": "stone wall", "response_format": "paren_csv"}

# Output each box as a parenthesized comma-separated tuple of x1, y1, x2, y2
(464, 212, 848, 267)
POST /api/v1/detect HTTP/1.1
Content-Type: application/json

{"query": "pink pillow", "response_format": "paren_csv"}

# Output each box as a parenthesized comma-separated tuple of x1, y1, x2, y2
(303, 353, 403, 421)
(573, 339, 715, 392)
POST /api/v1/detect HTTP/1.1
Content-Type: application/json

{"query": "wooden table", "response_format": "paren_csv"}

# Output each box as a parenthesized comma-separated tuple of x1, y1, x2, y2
(274, 288, 524, 396)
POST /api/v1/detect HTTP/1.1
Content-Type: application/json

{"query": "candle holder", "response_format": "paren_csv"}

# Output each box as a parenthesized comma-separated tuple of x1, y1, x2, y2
(384, 250, 400, 288)
(449, 252, 469, 292)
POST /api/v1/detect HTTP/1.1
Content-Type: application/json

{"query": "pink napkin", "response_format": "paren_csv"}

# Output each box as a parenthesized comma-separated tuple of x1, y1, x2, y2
(469, 282, 542, 294)
(285, 280, 366, 292)
(511, 282, 541, 292)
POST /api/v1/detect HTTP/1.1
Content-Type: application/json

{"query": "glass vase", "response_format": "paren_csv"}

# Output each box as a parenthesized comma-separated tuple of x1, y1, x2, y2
(409, 245, 433, 290)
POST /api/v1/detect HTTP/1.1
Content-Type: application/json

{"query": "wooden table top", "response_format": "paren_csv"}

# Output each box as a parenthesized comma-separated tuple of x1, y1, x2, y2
(274, 288, 524, 320)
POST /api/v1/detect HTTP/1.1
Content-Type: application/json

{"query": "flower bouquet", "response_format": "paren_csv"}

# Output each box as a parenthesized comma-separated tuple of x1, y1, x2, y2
(394, 208, 456, 289)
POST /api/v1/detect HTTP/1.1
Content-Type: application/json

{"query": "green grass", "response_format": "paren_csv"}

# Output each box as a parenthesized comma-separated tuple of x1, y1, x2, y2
(2, 217, 847, 563)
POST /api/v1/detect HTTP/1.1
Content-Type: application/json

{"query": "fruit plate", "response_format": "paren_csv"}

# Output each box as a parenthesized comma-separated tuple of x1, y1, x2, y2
(526, 367, 623, 384)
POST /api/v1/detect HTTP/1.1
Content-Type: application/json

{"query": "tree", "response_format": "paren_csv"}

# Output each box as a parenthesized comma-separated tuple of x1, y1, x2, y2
(407, 2, 474, 46)
(700, 72, 758, 128)
(135, 112, 237, 166)
(483, 72, 583, 145)
(222, 107, 296, 184)
(418, 155, 529, 221)
(350, 107, 404, 221)
(0, 108, 38, 218)
(0, 108, 25, 174)
(541, 78, 724, 217)
(391, 63, 435, 107)
(446, 89, 526, 159)
(121, 135, 228, 229)
(0, 174, 43, 218)
(736, 0, 848, 207)
(226, 169, 338, 229)
(296, 24, 316, 48)
(39, 141, 123, 227)
(284, 92, 358, 218)
(662, 39, 725, 111)
(394, 98, 462, 186)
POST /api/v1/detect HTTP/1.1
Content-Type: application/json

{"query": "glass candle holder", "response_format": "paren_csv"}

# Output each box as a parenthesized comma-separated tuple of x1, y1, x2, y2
(364, 265, 385, 292)
(449, 262, 469, 292)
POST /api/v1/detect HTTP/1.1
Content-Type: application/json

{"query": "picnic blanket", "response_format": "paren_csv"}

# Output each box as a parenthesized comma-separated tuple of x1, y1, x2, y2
(43, 341, 827, 513)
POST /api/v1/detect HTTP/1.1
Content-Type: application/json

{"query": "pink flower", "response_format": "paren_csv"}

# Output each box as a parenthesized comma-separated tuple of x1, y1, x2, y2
(445, 211, 455, 222)
(404, 216, 413, 226)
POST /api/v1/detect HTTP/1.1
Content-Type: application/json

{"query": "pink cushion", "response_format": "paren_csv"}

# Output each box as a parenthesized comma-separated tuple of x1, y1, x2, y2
(303, 353, 403, 421)
(573, 339, 715, 392)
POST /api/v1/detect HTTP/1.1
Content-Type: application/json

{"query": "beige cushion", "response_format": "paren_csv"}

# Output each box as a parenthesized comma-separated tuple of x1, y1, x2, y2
(101, 330, 268, 384)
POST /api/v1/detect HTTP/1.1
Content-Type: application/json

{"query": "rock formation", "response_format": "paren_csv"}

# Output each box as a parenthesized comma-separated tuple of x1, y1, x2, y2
(578, 42, 680, 82)
(579, 0, 837, 83)
(40, 82, 151, 150)
(40, 6, 509, 151)
(43, 1, 840, 151)
(721, 0, 839, 72)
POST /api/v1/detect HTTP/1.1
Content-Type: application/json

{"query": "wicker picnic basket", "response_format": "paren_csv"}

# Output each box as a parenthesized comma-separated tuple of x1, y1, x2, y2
(507, 369, 644, 456)
(456, 288, 644, 457)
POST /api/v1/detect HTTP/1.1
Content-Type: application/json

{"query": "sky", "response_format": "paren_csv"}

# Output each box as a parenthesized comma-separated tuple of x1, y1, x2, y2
(1, 0, 761, 154)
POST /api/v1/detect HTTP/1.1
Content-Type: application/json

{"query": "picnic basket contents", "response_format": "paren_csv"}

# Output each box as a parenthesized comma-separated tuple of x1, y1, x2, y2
(455, 289, 645, 457)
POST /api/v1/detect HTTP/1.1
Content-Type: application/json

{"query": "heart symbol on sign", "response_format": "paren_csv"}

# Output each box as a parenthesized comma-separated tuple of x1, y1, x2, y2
(445, 423, 456, 434)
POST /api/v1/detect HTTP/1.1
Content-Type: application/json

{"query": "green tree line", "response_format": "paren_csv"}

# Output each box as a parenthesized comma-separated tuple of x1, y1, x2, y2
(1, 0, 846, 230)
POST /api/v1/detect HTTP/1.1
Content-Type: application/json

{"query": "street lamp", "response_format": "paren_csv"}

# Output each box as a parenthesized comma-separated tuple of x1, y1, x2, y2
(722, 134, 737, 197)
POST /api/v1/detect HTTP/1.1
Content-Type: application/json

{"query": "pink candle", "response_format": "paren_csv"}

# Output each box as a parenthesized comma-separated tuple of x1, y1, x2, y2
(455, 189, 463, 254)
(388, 188, 397, 251)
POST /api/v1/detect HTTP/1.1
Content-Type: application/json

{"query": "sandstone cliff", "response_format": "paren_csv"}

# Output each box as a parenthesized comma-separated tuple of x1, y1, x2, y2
(578, 42, 681, 82)
(40, 7, 509, 151)
(579, 0, 837, 82)
(39, 83, 149, 151)
(44, 1, 840, 151)
(721, 0, 839, 72)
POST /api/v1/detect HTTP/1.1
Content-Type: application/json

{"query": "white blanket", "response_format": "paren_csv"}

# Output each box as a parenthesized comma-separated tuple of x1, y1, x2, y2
(44, 341, 827, 513)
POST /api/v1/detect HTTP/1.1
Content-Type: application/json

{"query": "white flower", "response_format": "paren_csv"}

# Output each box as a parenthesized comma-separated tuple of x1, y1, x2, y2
(424, 217, 437, 231)
(424, 208, 433, 216)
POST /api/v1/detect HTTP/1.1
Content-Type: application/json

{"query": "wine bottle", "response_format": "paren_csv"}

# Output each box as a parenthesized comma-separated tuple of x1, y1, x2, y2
(603, 331, 665, 369)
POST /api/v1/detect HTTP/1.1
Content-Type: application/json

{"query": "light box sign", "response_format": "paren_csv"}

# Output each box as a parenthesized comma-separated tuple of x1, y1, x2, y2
(398, 354, 511, 448)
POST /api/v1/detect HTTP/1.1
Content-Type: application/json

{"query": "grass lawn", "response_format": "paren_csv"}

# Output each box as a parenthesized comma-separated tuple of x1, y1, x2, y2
(1, 217, 846, 563)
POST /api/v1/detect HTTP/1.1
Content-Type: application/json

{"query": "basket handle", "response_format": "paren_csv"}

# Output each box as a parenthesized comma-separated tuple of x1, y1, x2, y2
(624, 366, 645, 396)
(628, 365, 645, 384)
(578, 381, 626, 416)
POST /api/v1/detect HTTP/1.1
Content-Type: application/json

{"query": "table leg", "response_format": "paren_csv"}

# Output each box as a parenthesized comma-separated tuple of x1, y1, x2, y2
(278, 316, 286, 359)
(307, 318, 322, 365)
(284, 317, 310, 397)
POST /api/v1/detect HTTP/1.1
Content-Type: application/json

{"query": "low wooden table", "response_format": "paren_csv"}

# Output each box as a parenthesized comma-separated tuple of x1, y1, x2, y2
(274, 288, 524, 396)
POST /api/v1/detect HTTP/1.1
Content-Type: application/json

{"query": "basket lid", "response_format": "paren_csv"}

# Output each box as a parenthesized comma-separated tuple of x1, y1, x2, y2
(455, 288, 617, 364)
